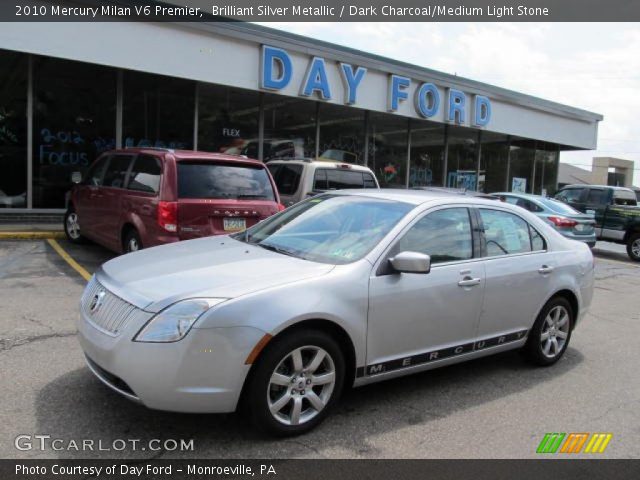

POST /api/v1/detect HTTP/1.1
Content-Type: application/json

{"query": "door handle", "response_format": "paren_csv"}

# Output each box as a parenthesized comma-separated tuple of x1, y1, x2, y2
(458, 276, 481, 287)
(538, 265, 554, 275)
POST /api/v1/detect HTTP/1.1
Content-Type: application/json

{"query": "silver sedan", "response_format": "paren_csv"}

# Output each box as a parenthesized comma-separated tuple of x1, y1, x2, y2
(78, 190, 594, 436)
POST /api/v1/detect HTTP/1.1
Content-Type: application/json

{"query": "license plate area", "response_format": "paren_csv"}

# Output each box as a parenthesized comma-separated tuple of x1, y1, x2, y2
(223, 217, 246, 232)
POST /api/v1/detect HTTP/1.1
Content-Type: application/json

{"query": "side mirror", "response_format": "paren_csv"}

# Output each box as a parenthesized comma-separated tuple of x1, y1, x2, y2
(71, 171, 82, 184)
(389, 251, 431, 274)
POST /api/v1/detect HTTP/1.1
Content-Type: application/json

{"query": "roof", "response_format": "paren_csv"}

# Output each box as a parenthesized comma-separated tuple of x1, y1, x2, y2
(557, 163, 594, 185)
(266, 158, 374, 171)
(333, 188, 505, 206)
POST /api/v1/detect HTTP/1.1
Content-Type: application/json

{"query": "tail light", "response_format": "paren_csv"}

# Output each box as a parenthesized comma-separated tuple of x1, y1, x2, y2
(548, 216, 578, 228)
(157, 201, 178, 232)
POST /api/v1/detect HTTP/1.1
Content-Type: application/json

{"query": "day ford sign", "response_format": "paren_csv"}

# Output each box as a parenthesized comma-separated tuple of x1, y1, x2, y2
(260, 45, 492, 127)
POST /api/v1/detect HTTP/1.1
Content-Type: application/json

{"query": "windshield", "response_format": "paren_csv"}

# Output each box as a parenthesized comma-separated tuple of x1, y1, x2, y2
(539, 198, 582, 215)
(233, 194, 413, 264)
(177, 162, 275, 200)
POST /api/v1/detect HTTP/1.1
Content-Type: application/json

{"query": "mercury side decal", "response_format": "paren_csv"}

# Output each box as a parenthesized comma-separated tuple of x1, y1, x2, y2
(359, 330, 528, 377)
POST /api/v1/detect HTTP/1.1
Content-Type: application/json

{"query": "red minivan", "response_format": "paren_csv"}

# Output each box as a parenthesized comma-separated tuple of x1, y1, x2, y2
(65, 148, 283, 253)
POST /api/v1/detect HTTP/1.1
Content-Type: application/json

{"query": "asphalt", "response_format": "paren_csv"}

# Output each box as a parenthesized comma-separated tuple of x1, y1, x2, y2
(0, 238, 639, 459)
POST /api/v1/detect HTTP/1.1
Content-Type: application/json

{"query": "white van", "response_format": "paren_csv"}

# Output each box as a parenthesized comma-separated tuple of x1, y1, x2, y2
(266, 159, 380, 206)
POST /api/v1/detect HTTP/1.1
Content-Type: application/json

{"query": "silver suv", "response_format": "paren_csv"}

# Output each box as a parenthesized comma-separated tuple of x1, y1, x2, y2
(78, 190, 594, 436)
(266, 159, 379, 206)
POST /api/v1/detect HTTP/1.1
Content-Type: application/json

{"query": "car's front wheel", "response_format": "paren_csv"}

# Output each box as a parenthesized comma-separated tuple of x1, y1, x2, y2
(524, 297, 573, 366)
(626, 233, 640, 262)
(243, 330, 345, 436)
(64, 208, 87, 244)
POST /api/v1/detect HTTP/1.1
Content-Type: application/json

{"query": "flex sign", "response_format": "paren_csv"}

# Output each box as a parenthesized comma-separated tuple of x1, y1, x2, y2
(260, 45, 491, 127)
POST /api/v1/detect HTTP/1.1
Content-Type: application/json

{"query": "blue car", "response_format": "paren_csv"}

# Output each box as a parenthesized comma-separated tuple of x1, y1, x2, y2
(492, 192, 596, 248)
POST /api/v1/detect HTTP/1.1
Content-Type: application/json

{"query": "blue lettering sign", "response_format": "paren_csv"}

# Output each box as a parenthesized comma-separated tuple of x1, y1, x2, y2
(261, 45, 292, 91)
(339, 63, 367, 104)
(388, 75, 410, 112)
(447, 89, 466, 124)
(414, 83, 440, 118)
(473, 95, 491, 127)
(301, 57, 331, 100)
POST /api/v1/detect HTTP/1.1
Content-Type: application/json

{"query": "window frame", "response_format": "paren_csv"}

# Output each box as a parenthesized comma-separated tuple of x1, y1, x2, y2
(375, 205, 481, 276)
(475, 206, 548, 260)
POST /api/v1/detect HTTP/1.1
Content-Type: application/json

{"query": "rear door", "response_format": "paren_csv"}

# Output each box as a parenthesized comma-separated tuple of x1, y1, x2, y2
(124, 154, 163, 246)
(76, 155, 109, 238)
(176, 161, 280, 240)
(475, 207, 554, 339)
(96, 154, 135, 249)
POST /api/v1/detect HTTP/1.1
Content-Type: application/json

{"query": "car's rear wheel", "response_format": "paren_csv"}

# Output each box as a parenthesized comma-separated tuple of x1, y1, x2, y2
(626, 233, 640, 262)
(243, 330, 345, 436)
(123, 229, 142, 253)
(64, 208, 87, 244)
(523, 297, 573, 366)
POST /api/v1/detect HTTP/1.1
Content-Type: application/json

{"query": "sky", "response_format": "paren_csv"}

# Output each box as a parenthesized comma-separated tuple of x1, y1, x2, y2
(257, 22, 640, 186)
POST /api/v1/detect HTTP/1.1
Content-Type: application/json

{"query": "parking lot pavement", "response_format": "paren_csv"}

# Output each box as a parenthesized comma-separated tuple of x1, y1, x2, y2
(1, 238, 639, 460)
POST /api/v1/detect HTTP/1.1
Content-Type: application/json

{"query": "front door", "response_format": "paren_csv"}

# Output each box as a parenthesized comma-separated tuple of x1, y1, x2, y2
(366, 207, 484, 376)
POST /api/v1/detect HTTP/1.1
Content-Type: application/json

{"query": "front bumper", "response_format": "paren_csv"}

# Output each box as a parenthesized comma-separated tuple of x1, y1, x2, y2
(77, 307, 266, 413)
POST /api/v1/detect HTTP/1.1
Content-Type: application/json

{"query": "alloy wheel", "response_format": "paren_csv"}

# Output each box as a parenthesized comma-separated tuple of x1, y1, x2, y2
(66, 213, 81, 240)
(540, 305, 570, 359)
(632, 238, 640, 258)
(267, 346, 336, 426)
(128, 237, 139, 252)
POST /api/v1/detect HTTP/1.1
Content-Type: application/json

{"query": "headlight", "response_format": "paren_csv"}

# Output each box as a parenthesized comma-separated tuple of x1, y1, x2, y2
(134, 298, 227, 343)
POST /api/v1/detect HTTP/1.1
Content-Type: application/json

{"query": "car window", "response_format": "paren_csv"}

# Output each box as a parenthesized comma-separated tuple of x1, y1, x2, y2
(479, 209, 533, 256)
(313, 168, 368, 190)
(177, 162, 275, 200)
(539, 198, 582, 215)
(556, 188, 583, 202)
(397, 208, 473, 264)
(529, 224, 546, 251)
(269, 164, 302, 196)
(103, 155, 133, 189)
(83, 156, 109, 186)
(612, 189, 637, 206)
(127, 155, 161, 194)
(586, 188, 606, 204)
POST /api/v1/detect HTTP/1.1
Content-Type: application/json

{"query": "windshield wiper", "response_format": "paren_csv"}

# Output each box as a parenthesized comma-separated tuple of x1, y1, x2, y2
(257, 242, 301, 258)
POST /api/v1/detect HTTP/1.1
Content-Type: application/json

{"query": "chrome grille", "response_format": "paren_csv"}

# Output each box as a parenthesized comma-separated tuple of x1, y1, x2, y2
(81, 276, 143, 336)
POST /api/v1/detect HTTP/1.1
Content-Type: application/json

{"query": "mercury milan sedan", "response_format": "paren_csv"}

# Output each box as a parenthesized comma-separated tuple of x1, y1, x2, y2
(78, 190, 594, 436)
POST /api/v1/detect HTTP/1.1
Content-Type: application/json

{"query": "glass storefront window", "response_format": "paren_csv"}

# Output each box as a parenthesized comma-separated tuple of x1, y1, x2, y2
(369, 112, 408, 188)
(409, 120, 445, 188)
(317, 103, 366, 165)
(479, 131, 510, 193)
(263, 94, 317, 161)
(197, 84, 260, 157)
(508, 140, 536, 194)
(33, 56, 116, 208)
(122, 71, 194, 150)
(446, 126, 480, 190)
(0, 50, 27, 209)
(535, 143, 559, 196)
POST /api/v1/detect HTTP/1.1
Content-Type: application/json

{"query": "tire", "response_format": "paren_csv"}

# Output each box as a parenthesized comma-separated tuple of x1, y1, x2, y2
(242, 329, 345, 436)
(523, 297, 574, 366)
(63, 208, 87, 244)
(626, 233, 640, 262)
(123, 229, 143, 253)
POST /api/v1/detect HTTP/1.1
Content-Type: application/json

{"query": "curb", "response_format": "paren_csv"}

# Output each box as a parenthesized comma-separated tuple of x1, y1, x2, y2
(0, 231, 65, 240)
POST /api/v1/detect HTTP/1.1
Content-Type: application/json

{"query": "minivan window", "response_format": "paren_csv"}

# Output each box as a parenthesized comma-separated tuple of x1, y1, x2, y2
(314, 169, 369, 190)
(128, 155, 161, 194)
(397, 208, 473, 264)
(479, 209, 533, 256)
(177, 162, 275, 200)
(103, 155, 134, 189)
(84, 156, 109, 186)
(268, 164, 302, 196)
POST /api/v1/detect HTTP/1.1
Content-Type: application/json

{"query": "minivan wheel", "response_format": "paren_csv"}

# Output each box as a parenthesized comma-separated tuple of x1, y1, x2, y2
(64, 208, 87, 244)
(523, 297, 573, 366)
(123, 229, 142, 253)
(243, 330, 345, 436)
(626, 233, 640, 262)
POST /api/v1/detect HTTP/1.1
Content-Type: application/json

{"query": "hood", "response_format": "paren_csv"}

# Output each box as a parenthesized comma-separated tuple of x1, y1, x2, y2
(97, 236, 334, 312)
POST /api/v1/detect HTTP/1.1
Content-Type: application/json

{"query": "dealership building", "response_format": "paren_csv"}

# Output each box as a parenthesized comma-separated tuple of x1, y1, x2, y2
(0, 14, 602, 215)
